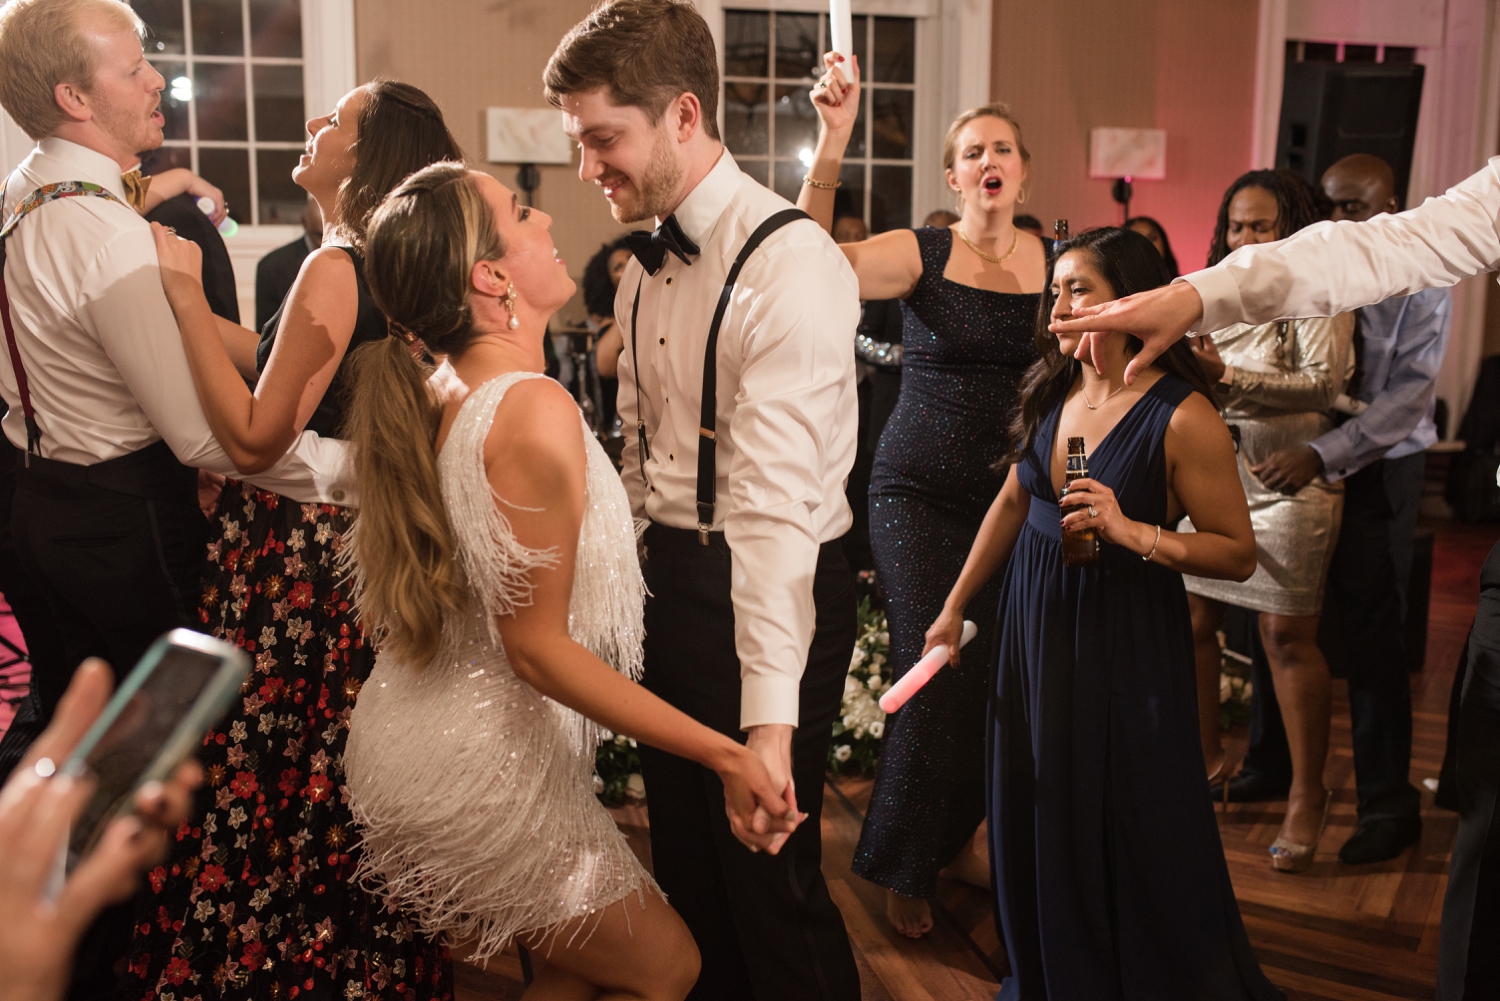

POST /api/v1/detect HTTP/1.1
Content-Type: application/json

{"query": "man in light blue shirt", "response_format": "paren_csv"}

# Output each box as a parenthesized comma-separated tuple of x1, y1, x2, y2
(1242, 154, 1451, 865)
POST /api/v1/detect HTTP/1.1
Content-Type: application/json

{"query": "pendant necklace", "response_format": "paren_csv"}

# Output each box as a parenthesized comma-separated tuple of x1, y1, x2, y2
(1080, 381, 1127, 410)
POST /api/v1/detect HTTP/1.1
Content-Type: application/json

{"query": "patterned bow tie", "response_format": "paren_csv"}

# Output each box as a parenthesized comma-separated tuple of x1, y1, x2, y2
(121, 168, 152, 212)
(626, 214, 700, 276)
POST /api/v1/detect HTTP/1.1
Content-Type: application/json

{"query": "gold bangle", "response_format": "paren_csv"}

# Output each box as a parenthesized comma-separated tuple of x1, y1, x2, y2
(802, 174, 841, 189)
(1142, 524, 1161, 562)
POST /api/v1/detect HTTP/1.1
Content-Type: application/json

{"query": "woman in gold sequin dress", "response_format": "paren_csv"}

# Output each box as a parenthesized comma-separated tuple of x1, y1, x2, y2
(1183, 170, 1355, 873)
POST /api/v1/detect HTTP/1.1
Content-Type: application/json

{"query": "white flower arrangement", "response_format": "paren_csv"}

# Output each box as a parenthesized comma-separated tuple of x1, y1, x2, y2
(829, 597, 892, 773)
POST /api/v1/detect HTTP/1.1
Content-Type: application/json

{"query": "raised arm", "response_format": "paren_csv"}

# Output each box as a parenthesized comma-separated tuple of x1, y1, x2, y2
(139, 168, 228, 225)
(1052, 157, 1500, 384)
(797, 51, 924, 301)
(152, 224, 358, 475)
(488, 379, 800, 851)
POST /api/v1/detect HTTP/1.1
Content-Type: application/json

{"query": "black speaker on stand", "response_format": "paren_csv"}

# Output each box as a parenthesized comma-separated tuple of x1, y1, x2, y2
(1275, 61, 1425, 205)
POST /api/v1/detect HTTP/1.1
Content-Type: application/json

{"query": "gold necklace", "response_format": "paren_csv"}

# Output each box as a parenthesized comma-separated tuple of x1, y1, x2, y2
(957, 225, 1019, 264)
(1080, 380, 1127, 410)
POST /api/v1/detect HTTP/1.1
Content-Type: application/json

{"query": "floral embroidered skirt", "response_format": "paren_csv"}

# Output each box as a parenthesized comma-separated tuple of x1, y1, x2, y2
(122, 482, 453, 1001)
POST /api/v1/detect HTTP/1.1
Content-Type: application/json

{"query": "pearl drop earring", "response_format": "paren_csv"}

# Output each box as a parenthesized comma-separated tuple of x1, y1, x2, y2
(504, 284, 520, 330)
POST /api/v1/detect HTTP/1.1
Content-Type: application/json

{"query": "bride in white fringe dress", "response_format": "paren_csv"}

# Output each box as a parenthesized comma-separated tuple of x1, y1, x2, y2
(337, 163, 801, 1000)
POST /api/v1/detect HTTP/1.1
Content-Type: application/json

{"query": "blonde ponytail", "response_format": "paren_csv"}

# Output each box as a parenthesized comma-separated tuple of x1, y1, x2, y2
(341, 161, 505, 666)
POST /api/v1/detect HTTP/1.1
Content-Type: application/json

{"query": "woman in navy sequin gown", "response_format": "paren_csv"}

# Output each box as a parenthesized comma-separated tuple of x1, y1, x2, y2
(801, 54, 1043, 935)
(929, 228, 1276, 998)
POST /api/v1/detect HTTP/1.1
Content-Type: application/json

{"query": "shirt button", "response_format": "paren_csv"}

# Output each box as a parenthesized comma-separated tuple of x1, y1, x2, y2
(665, 277, 673, 285)
(331, 489, 345, 502)
(669, 453, 674, 461)
(659, 337, 665, 345)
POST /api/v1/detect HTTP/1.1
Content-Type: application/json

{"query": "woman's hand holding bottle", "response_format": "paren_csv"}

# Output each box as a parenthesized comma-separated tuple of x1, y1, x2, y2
(1058, 478, 1157, 556)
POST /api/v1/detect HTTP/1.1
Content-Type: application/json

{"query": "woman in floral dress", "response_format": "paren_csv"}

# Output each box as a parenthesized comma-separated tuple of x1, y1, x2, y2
(121, 81, 463, 1001)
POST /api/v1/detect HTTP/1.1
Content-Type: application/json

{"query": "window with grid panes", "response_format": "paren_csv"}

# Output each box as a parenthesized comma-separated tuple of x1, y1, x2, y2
(723, 10, 916, 233)
(131, 0, 307, 226)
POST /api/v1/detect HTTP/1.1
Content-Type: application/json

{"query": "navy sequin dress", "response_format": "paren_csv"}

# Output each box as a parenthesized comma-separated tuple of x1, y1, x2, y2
(854, 226, 1040, 898)
(991, 374, 1278, 999)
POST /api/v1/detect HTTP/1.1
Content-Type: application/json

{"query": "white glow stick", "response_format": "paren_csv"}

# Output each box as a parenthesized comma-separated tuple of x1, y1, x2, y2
(878, 620, 978, 714)
(829, 0, 853, 60)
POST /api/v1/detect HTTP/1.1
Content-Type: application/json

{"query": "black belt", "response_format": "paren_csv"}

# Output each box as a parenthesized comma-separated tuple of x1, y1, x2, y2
(14, 438, 196, 503)
(629, 208, 810, 544)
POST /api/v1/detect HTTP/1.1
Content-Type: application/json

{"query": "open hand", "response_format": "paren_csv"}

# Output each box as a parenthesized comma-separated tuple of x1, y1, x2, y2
(720, 729, 803, 855)
(809, 52, 861, 138)
(1253, 445, 1323, 495)
(1055, 282, 1205, 384)
(149, 221, 204, 302)
(1059, 477, 1147, 552)
(0, 660, 201, 1001)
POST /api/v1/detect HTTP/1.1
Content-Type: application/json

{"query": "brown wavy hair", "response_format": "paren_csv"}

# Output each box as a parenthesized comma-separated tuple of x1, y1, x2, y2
(342, 163, 505, 665)
(336, 80, 466, 249)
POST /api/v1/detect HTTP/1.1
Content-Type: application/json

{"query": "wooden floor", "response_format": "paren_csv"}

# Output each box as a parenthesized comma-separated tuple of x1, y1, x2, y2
(453, 521, 1500, 1001)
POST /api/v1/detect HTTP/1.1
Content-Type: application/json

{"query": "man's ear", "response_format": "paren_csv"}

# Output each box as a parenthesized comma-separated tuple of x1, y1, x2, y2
(54, 81, 92, 125)
(672, 91, 703, 143)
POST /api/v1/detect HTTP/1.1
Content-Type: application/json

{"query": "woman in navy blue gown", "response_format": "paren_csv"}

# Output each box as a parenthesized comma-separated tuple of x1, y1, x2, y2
(927, 227, 1281, 998)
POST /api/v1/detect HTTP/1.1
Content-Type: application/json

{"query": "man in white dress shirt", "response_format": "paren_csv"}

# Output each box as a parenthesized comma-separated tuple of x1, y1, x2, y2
(1051, 157, 1500, 1001)
(0, 0, 348, 773)
(548, 2, 862, 997)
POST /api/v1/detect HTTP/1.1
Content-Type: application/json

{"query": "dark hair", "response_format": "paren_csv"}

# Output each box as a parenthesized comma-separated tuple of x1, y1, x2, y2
(1205, 169, 1323, 267)
(1003, 227, 1218, 466)
(583, 236, 633, 317)
(1124, 215, 1179, 279)
(338, 80, 466, 249)
(544, 0, 721, 142)
(1013, 213, 1044, 233)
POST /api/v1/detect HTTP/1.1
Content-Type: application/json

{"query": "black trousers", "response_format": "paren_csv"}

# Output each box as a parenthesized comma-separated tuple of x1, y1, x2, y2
(639, 524, 860, 1001)
(0, 442, 207, 1001)
(1240, 453, 1425, 823)
(1438, 540, 1500, 1000)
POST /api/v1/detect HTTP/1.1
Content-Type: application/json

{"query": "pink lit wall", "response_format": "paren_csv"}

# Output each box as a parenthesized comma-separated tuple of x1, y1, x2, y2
(991, 0, 1261, 273)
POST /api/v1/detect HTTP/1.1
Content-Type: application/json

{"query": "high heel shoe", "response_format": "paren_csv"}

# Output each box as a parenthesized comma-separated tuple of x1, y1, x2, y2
(1206, 754, 1232, 812)
(1269, 789, 1333, 873)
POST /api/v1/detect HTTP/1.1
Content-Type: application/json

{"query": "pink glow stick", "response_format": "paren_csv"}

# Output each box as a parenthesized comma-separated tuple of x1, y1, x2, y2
(878, 620, 978, 714)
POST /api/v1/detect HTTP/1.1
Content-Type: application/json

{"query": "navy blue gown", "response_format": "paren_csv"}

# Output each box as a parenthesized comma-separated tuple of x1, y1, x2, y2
(991, 373, 1279, 999)
(855, 226, 1040, 897)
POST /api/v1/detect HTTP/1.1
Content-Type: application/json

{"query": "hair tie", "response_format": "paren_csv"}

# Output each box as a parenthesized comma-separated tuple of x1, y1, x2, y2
(388, 319, 420, 346)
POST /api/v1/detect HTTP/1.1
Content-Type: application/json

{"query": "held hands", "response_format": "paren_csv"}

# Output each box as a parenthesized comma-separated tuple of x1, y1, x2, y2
(0, 661, 201, 1001)
(1053, 282, 1206, 384)
(149, 221, 205, 302)
(1253, 445, 1324, 495)
(728, 723, 803, 855)
(809, 52, 861, 138)
(1059, 478, 1152, 553)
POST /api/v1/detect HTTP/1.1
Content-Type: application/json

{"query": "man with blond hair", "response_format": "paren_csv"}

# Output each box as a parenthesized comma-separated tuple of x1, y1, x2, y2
(0, 5, 351, 990)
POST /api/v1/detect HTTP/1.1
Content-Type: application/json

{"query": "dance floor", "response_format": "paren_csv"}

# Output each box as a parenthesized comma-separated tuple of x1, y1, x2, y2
(0, 523, 1490, 999)
(455, 519, 1499, 1001)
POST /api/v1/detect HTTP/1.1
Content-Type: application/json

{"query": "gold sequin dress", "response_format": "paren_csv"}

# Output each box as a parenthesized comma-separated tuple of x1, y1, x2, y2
(344, 371, 656, 961)
(1181, 315, 1355, 616)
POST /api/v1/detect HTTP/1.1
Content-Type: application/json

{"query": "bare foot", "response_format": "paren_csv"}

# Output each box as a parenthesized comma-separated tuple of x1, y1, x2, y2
(1278, 787, 1330, 848)
(938, 823, 990, 889)
(885, 889, 933, 939)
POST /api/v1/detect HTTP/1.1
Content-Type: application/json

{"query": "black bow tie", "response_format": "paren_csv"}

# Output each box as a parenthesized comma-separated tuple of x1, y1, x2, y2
(626, 215, 700, 276)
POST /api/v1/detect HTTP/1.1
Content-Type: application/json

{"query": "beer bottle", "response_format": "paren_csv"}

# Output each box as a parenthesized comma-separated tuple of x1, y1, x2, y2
(1053, 218, 1069, 250)
(1061, 436, 1100, 567)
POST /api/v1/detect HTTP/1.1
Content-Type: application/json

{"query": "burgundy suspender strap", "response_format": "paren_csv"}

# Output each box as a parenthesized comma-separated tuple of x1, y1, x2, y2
(0, 180, 131, 464)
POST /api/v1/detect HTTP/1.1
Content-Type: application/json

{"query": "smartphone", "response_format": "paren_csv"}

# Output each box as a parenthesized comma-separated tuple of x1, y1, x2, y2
(60, 628, 250, 871)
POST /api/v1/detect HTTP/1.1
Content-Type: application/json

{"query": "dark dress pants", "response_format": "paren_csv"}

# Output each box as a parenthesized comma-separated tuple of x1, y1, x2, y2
(3, 445, 208, 1001)
(1438, 540, 1500, 999)
(1240, 453, 1425, 822)
(638, 524, 860, 1001)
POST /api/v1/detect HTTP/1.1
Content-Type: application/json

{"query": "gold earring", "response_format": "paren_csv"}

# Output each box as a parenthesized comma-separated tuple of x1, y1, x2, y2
(504, 284, 520, 330)
(1016, 186, 1029, 205)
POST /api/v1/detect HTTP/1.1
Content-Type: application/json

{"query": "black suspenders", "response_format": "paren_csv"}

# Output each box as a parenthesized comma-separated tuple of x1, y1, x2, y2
(629, 207, 809, 544)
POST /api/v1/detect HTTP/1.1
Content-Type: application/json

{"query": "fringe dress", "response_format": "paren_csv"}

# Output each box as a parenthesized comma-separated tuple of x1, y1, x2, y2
(343, 370, 657, 961)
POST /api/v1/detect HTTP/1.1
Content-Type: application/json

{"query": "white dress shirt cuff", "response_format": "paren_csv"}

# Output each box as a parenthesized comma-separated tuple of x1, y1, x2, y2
(1181, 266, 1245, 335)
(740, 673, 801, 730)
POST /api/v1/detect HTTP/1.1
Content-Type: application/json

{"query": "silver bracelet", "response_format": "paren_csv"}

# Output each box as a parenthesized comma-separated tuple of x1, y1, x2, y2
(1142, 524, 1161, 562)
